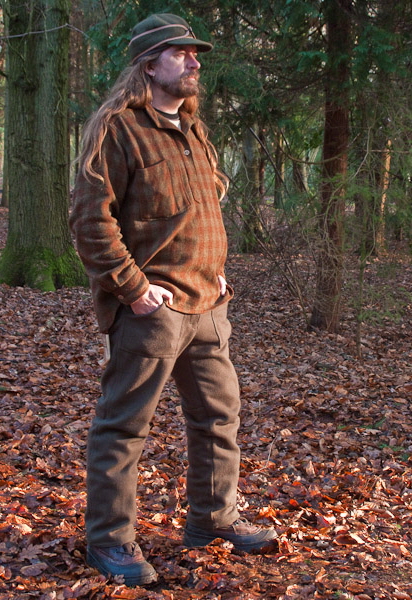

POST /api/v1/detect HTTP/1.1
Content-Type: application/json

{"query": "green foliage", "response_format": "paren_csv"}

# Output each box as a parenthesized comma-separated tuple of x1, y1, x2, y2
(352, 24, 397, 86)
(296, 50, 326, 73)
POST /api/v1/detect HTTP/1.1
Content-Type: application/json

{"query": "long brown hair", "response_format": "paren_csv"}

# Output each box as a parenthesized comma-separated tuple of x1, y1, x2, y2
(79, 51, 228, 199)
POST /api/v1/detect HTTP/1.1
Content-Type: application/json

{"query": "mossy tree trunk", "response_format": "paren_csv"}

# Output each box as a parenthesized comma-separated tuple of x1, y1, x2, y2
(0, 0, 86, 290)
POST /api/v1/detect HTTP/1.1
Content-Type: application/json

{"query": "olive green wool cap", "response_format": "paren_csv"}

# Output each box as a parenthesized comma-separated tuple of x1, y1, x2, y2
(129, 13, 213, 63)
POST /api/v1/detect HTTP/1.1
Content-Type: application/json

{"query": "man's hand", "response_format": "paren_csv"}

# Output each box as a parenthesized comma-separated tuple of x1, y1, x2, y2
(130, 284, 174, 315)
(218, 275, 227, 296)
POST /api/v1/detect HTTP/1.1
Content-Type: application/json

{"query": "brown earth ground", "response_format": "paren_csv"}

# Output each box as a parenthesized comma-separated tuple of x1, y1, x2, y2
(0, 206, 411, 599)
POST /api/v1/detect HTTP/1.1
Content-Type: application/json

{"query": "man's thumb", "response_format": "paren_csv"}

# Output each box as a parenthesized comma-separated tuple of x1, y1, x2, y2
(163, 289, 174, 305)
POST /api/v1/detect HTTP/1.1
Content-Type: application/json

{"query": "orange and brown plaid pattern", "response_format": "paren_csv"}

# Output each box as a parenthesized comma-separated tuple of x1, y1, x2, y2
(70, 106, 231, 333)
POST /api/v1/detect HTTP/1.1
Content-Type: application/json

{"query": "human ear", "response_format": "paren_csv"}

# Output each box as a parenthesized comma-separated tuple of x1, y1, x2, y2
(145, 62, 156, 77)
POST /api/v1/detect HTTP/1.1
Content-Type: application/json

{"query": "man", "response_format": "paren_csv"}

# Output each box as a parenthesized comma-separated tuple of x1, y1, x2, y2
(70, 13, 276, 587)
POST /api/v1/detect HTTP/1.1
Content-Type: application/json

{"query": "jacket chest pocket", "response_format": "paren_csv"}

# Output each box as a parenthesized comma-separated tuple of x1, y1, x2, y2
(131, 160, 192, 220)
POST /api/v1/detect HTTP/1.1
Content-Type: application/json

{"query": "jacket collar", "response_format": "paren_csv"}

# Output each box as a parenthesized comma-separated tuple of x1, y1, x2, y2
(144, 104, 195, 135)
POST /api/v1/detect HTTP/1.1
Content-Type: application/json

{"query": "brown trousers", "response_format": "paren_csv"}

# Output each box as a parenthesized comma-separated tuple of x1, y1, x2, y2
(86, 302, 241, 546)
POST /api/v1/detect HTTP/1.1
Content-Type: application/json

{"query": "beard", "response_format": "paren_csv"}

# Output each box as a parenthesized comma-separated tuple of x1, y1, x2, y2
(153, 72, 200, 99)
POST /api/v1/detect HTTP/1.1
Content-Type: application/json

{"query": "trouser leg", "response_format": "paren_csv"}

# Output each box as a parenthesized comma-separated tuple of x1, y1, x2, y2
(86, 306, 179, 546)
(86, 303, 241, 545)
(172, 303, 241, 529)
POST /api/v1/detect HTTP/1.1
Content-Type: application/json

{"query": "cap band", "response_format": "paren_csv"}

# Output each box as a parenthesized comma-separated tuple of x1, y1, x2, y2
(129, 23, 195, 47)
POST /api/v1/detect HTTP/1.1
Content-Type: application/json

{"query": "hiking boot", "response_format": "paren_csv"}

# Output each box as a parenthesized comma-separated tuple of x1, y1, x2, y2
(87, 542, 157, 587)
(183, 517, 277, 552)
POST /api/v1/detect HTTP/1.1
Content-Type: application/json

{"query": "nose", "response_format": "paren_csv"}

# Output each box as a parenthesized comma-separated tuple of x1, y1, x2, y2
(188, 53, 201, 69)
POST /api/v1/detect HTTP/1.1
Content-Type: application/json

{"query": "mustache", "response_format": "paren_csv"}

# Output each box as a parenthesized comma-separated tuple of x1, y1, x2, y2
(182, 72, 200, 81)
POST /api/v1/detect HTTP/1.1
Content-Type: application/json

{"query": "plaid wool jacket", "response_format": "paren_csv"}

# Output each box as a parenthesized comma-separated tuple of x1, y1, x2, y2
(70, 105, 232, 333)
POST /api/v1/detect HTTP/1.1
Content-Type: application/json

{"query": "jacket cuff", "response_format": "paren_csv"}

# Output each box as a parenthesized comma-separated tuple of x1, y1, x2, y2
(113, 273, 150, 305)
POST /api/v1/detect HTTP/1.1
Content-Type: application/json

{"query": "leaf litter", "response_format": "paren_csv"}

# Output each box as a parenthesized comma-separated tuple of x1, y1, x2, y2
(0, 207, 412, 599)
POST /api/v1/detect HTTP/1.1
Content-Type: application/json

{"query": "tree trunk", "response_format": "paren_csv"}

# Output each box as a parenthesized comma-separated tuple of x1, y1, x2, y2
(1, 107, 9, 208)
(240, 126, 265, 252)
(376, 139, 391, 248)
(273, 133, 284, 208)
(0, 0, 86, 290)
(354, 102, 391, 257)
(1, 43, 8, 209)
(293, 160, 308, 194)
(69, 2, 96, 182)
(310, 0, 351, 332)
(258, 128, 266, 201)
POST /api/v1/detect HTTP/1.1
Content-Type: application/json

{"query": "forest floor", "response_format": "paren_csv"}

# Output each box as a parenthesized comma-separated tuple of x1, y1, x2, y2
(1, 205, 412, 600)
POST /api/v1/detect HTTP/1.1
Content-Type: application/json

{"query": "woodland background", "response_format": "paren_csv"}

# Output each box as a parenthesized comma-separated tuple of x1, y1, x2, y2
(0, 0, 411, 332)
(0, 0, 412, 598)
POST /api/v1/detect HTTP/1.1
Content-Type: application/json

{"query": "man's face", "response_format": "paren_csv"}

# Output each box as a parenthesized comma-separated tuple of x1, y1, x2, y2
(149, 45, 201, 101)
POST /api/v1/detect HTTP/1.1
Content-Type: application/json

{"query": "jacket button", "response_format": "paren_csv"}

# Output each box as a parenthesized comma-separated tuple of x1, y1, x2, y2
(184, 149, 190, 156)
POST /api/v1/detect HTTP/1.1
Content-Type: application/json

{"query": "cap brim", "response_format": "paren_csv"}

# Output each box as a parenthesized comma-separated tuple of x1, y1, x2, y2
(166, 38, 213, 52)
